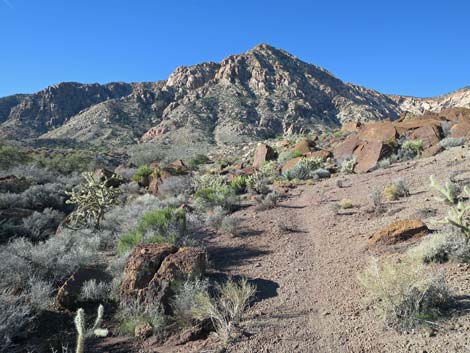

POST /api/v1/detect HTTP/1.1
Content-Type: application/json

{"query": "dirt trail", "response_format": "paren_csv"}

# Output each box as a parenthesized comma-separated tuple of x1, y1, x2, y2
(208, 147, 470, 353)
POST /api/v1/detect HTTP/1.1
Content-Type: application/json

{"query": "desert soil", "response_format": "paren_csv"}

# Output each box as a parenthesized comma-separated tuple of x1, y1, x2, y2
(99, 146, 470, 353)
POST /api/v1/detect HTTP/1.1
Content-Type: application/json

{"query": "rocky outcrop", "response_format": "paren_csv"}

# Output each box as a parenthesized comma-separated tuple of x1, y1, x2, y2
(253, 143, 276, 169)
(368, 219, 429, 246)
(120, 244, 206, 313)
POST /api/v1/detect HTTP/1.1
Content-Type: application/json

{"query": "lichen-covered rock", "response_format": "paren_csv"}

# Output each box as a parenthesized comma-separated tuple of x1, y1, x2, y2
(368, 219, 429, 246)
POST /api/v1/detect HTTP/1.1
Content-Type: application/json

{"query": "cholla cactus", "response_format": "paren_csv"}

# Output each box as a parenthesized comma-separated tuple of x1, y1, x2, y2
(66, 172, 121, 229)
(74, 304, 108, 353)
(430, 176, 470, 239)
(430, 175, 460, 205)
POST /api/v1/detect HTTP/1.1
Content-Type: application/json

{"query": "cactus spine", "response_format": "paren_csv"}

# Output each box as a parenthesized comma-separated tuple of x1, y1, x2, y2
(74, 304, 108, 353)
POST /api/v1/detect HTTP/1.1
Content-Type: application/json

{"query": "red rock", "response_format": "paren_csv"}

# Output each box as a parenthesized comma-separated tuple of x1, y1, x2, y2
(394, 118, 442, 135)
(333, 134, 361, 161)
(341, 121, 362, 133)
(438, 107, 470, 123)
(253, 143, 276, 169)
(368, 219, 429, 246)
(409, 125, 441, 149)
(357, 122, 397, 143)
(155, 247, 206, 281)
(422, 144, 443, 158)
(304, 150, 333, 161)
(281, 157, 302, 174)
(450, 122, 470, 138)
(353, 141, 390, 173)
(291, 139, 315, 154)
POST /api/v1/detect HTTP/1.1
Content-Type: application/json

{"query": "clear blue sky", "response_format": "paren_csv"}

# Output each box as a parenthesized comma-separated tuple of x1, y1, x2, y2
(1, 0, 469, 98)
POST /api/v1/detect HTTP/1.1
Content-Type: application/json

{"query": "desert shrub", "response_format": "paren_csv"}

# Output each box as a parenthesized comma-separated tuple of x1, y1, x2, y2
(0, 183, 69, 211)
(80, 280, 112, 302)
(128, 143, 164, 167)
(132, 165, 153, 183)
(439, 137, 466, 149)
(378, 158, 392, 169)
(291, 150, 303, 158)
(430, 176, 469, 238)
(246, 172, 270, 194)
(194, 186, 239, 212)
(369, 187, 387, 214)
(33, 151, 96, 174)
(339, 198, 353, 209)
(230, 176, 247, 195)
(383, 178, 410, 201)
(282, 157, 324, 181)
(204, 206, 227, 229)
(401, 139, 423, 158)
(117, 301, 166, 336)
(187, 154, 210, 169)
(171, 278, 209, 328)
(0, 144, 30, 170)
(358, 256, 449, 329)
(66, 172, 122, 229)
(221, 216, 239, 236)
(254, 192, 280, 211)
(193, 174, 226, 191)
(277, 151, 295, 164)
(0, 290, 33, 351)
(340, 157, 356, 174)
(191, 278, 256, 345)
(22, 208, 65, 241)
(117, 207, 187, 254)
(158, 176, 192, 198)
(409, 231, 470, 264)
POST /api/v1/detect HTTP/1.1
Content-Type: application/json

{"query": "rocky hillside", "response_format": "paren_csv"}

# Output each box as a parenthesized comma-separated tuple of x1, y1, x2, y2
(0, 44, 469, 154)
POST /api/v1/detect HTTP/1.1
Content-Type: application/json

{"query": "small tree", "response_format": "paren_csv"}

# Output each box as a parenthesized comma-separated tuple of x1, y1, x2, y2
(66, 172, 121, 229)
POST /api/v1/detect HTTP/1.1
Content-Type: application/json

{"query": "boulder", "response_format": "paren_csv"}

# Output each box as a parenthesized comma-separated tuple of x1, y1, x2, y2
(333, 134, 361, 161)
(394, 118, 442, 136)
(450, 122, 470, 139)
(357, 122, 397, 144)
(304, 150, 333, 161)
(353, 141, 390, 173)
(422, 144, 443, 158)
(120, 244, 206, 313)
(55, 266, 112, 310)
(253, 144, 276, 169)
(438, 107, 470, 123)
(156, 247, 206, 281)
(281, 157, 302, 174)
(368, 219, 429, 246)
(121, 244, 177, 295)
(166, 160, 189, 175)
(292, 139, 315, 154)
(409, 125, 441, 149)
(0, 175, 31, 193)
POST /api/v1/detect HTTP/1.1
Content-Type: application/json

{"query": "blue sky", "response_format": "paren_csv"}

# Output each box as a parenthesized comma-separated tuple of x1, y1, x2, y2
(0, 0, 469, 98)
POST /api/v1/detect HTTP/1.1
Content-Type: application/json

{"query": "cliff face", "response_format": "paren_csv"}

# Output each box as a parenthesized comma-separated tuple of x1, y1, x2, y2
(0, 44, 468, 151)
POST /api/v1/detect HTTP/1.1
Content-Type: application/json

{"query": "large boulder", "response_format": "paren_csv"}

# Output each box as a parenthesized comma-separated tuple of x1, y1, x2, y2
(304, 150, 333, 161)
(120, 244, 207, 313)
(281, 157, 302, 174)
(409, 125, 441, 149)
(450, 122, 470, 139)
(253, 143, 276, 169)
(353, 141, 390, 173)
(333, 134, 361, 162)
(357, 122, 397, 144)
(394, 118, 442, 136)
(291, 139, 315, 154)
(341, 121, 362, 133)
(368, 219, 429, 246)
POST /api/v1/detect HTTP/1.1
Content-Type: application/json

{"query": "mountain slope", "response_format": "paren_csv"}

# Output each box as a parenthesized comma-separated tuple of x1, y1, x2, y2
(1, 44, 469, 153)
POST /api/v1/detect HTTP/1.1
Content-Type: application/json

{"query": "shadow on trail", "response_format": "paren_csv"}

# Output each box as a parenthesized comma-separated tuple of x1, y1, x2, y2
(208, 245, 270, 270)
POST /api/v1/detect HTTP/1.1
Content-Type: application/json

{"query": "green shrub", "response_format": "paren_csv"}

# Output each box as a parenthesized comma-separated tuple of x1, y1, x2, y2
(117, 301, 166, 336)
(194, 186, 239, 211)
(402, 139, 423, 157)
(193, 174, 226, 191)
(117, 207, 187, 254)
(383, 178, 410, 201)
(340, 157, 356, 174)
(230, 176, 247, 194)
(0, 144, 30, 170)
(291, 150, 303, 158)
(187, 154, 210, 169)
(282, 157, 324, 181)
(132, 165, 153, 183)
(358, 256, 449, 329)
(34, 151, 95, 174)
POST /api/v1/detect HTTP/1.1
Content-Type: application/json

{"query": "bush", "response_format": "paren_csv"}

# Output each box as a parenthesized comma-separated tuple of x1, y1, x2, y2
(339, 198, 353, 209)
(66, 172, 122, 229)
(0, 290, 33, 351)
(80, 279, 112, 302)
(358, 256, 449, 329)
(369, 187, 387, 214)
(383, 178, 410, 201)
(254, 192, 280, 211)
(340, 157, 356, 174)
(193, 174, 226, 191)
(22, 208, 65, 241)
(187, 154, 210, 169)
(439, 137, 466, 149)
(132, 165, 153, 183)
(128, 143, 164, 167)
(408, 231, 470, 264)
(291, 150, 303, 158)
(191, 278, 256, 345)
(158, 176, 192, 198)
(117, 301, 166, 336)
(171, 278, 209, 328)
(246, 172, 270, 194)
(430, 176, 469, 239)
(194, 186, 239, 212)
(277, 151, 295, 164)
(33, 151, 95, 174)
(230, 176, 247, 195)
(282, 157, 324, 181)
(117, 207, 187, 254)
(401, 139, 423, 157)
(0, 144, 30, 170)
(221, 216, 239, 236)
